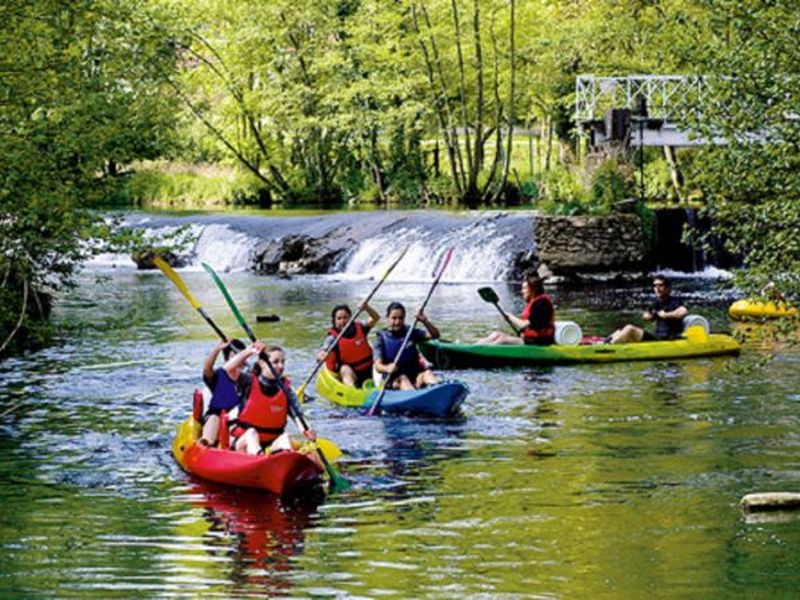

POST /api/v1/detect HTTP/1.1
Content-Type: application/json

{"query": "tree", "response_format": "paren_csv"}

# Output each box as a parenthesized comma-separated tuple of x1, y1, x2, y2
(0, 0, 180, 353)
(687, 0, 800, 298)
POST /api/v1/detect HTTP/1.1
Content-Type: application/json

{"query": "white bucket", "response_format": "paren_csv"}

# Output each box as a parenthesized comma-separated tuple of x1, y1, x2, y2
(682, 314, 710, 334)
(554, 321, 582, 346)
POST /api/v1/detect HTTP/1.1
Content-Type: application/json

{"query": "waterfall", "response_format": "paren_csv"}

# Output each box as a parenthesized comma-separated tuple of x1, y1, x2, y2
(84, 211, 536, 282)
(336, 212, 534, 282)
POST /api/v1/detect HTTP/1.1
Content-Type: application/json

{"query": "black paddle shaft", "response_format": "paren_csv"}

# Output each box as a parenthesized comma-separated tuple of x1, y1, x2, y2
(477, 287, 521, 335)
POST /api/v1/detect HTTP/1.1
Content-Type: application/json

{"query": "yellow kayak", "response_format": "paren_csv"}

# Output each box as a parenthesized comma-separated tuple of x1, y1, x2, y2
(729, 299, 798, 320)
(316, 365, 377, 407)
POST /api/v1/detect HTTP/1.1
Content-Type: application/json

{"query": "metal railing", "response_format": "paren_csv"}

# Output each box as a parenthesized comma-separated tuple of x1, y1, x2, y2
(575, 75, 706, 123)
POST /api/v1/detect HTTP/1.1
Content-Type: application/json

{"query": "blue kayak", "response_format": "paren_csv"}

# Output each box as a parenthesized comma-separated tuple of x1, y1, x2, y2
(317, 366, 468, 417)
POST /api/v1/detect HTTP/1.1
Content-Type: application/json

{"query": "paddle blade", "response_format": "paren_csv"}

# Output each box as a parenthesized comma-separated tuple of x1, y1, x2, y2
(154, 256, 201, 310)
(202, 262, 256, 341)
(328, 467, 352, 492)
(316, 438, 343, 463)
(296, 383, 309, 404)
(477, 287, 500, 304)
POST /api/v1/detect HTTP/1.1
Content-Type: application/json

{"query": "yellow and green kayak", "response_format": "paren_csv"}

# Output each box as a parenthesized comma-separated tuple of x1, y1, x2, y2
(729, 299, 798, 320)
(419, 329, 740, 369)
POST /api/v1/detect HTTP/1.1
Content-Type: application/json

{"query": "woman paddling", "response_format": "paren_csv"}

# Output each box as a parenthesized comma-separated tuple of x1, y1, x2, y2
(373, 302, 440, 390)
(318, 302, 380, 388)
(224, 342, 318, 459)
(477, 274, 555, 346)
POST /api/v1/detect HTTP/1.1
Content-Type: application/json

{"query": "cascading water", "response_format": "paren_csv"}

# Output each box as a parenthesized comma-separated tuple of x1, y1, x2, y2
(336, 212, 535, 281)
(85, 211, 537, 282)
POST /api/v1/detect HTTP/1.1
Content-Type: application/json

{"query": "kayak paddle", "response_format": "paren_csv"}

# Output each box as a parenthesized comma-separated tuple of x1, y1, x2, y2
(296, 245, 409, 402)
(154, 256, 227, 340)
(366, 247, 454, 417)
(153, 259, 344, 467)
(201, 262, 351, 492)
(477, 286, 521, 335)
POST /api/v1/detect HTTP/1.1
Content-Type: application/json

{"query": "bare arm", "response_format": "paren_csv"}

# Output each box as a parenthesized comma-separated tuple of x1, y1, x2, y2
(224, 342, 264, 381)
(203, 339, 228, 383)
(417, 310, 440, 340)
(658, 305, 689, 320)
(362, 302, 380, 329)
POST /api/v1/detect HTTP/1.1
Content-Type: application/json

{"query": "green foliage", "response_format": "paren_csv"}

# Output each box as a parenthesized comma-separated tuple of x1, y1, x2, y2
(0, 0, 180, 354)
(686, 0, 800, 301)
(589, 159, 633, 212)
(115, 163, 267, 208)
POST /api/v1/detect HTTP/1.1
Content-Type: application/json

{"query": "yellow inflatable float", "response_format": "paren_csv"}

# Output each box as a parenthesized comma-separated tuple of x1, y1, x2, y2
(729, 299, 798, 320)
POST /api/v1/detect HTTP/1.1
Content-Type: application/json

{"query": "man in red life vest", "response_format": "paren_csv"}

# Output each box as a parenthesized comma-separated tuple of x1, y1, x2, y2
(318, 302, 380, 388)
(477, 273, 555, 345)
(224, 342, 316, 456)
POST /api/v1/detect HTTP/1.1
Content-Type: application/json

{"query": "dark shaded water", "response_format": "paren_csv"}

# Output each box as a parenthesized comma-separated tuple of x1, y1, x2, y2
(1, 270, 799, 598)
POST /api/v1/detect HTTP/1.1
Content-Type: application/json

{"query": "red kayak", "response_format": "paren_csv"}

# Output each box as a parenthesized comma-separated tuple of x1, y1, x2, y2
(171, 393, 323, 495)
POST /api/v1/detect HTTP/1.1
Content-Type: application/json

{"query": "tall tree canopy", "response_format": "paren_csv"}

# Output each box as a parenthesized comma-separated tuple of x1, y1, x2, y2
(688, 0, 800, 297)
(0, 0, 179, 352)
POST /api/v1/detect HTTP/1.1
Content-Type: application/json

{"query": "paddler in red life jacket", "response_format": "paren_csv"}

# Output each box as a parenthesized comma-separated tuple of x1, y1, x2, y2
(318, 302, 380, 388)
(198, 337, 247, 447)
(477, 273, 555, 345)
(373, 302, 440, 390)
(223, 342, 317, 457)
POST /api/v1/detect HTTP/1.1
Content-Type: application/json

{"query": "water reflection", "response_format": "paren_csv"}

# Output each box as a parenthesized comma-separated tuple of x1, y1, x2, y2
(188, 481, 323, 596)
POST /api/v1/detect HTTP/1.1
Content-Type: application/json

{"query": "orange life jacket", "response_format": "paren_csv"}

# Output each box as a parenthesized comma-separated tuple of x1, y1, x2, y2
(520, 294, 555, 343)
(236, 375, 290, 444)
(325, 322, 373, 373)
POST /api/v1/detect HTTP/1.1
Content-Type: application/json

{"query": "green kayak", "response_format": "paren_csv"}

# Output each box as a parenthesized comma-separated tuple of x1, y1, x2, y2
(419, 330, 741, 369)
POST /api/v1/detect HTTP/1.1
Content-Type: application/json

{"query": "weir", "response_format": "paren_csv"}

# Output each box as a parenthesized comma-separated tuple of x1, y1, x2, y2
(89, 211, 537, 282)
(88, 210, 736, 281)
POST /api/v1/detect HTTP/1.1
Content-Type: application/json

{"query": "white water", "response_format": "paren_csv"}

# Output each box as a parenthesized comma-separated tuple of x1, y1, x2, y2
(656, 266, 733, 280)
(85, 223, 260, 272)
(84, 211, 536, 282)
(337, 219, 526, 282)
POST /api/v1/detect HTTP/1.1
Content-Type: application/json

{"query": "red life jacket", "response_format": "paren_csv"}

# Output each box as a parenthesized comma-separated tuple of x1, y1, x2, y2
(520, 294, 555, 343)
(235, 375, 290, 444)
(326, 322, 373, 373)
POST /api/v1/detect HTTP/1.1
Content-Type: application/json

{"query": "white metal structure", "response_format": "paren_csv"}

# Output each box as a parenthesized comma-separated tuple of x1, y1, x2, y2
(575, 74, 705, 123)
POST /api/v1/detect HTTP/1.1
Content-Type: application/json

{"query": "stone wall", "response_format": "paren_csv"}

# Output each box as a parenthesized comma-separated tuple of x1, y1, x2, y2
(534, 214, 646, 278)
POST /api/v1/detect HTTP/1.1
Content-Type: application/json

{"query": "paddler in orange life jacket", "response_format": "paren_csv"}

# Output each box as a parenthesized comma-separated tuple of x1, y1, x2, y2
(223, 342, 316, 457)
(318, 302, 380, 388)
(373, 302, 440, 390)
(477, 273, 555, 345)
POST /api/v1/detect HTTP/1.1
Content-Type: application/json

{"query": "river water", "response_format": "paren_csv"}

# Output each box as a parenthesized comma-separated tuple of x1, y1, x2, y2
(1, 253, 800, 597)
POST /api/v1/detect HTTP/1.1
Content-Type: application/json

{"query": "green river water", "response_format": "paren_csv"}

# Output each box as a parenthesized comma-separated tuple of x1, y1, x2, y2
(1, 269, 799, 598)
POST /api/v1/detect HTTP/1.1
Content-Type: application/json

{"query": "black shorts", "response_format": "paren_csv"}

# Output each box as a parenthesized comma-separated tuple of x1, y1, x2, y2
(353, 367, 373, 387)
(642, 331, 680, 342)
